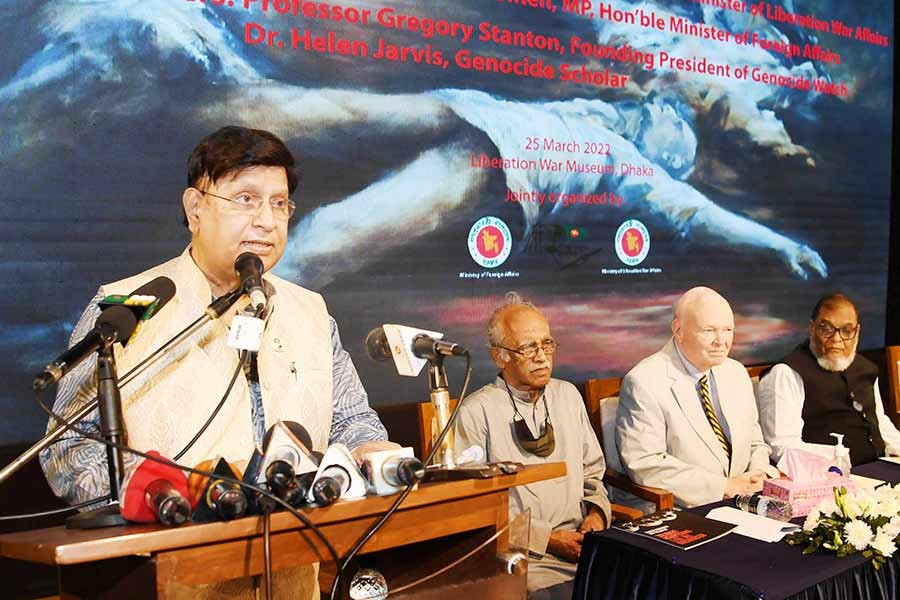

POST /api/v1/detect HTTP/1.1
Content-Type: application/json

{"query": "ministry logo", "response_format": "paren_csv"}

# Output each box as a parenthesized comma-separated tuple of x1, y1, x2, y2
(614, 219, 650, 266)
(468, 216, 512, 268)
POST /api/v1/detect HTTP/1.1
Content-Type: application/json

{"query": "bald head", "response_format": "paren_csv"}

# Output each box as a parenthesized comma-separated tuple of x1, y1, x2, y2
(673, 287, 730, 321)
(672, 287, 735, 372)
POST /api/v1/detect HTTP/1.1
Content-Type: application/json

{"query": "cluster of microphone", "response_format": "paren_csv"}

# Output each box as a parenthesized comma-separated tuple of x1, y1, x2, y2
(30, 250, 430, 527)
(119, 420, 424, 526)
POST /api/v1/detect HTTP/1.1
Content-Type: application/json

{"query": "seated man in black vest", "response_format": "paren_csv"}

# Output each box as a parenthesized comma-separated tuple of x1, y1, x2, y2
(757, 293, 900, 465)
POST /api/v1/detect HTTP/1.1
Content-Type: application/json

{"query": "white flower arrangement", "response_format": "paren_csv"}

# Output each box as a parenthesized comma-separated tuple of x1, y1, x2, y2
(786, 485, 900, 569)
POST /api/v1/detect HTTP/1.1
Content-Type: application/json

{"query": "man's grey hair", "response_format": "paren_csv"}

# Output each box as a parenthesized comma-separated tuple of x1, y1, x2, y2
(486, 291, 537, 347)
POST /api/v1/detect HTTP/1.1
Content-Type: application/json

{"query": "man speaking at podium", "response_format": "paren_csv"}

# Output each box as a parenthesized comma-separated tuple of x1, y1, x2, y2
(39, 126, 395, 598)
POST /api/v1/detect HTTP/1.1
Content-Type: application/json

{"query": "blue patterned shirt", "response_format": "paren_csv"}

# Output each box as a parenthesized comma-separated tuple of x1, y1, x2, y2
(39, 289, 388, 506)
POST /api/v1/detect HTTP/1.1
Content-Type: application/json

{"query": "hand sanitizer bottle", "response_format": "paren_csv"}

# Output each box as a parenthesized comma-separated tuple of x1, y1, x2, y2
(829, 432, 852, 476)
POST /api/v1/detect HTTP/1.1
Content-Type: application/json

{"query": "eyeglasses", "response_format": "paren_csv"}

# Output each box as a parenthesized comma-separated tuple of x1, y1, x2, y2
(816, 321, 859, 341)
(200, 189, 296, 220)
(496, 338, 559, 360)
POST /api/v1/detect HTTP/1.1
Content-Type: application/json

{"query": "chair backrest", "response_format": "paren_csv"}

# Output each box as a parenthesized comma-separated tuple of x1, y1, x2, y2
(746, 364, 770, 396)
(886, 346, 900, 419)
(746, 364, 769, 380)
(417, 399, 459, 460)
(583, 377, 624, 474)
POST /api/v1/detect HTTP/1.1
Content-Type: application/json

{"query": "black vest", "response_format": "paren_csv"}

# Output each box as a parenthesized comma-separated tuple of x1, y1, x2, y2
(763, 343, 884, 465)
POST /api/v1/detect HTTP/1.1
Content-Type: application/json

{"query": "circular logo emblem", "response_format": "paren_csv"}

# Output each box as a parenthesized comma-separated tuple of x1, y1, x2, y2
(468, 216, 512, 268)
(614, 219, 650, 266)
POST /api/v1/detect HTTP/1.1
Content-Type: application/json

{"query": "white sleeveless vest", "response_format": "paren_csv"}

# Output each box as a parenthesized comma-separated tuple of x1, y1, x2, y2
(99, 248, 333, 467)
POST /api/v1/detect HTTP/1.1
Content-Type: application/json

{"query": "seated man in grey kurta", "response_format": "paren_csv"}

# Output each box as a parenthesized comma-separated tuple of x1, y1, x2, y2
(454, 292, 611, 600)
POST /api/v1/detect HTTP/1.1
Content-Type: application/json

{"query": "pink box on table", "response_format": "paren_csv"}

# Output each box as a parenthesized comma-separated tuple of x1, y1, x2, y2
(762, 476, 856, 517)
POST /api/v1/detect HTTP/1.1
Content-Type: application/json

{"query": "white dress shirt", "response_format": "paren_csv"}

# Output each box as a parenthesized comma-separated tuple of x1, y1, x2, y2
(673, 342, 732, 442)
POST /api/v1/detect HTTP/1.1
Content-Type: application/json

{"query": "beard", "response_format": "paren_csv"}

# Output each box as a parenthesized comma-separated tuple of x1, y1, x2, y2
(810, 340, 857, 372)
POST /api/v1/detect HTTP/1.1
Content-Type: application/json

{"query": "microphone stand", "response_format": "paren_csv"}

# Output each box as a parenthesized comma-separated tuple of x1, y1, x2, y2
(66, 343, 127, 529)
(427, 357, 456, 469)
(422, 357, 502, 481)
(0, 288, 244, 500)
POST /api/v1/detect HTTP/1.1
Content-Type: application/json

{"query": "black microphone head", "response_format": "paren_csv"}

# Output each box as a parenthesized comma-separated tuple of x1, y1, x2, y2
(364, 327, 392, 362)
(394, 457, 425, 486)
(98, 305, 140, 342)
(256, 492, 278, 514)
(234, 252, 264, 280)
(266, 460, 295, 498)
(311, 476, 341, 506)
(284, 477, 308, 507)
(131, 276, 177, 315)
(156, 494, 191, 526)
(290, 472, 317, 504)
(215, 487, 248, 519)
(144, 477, 192, 526)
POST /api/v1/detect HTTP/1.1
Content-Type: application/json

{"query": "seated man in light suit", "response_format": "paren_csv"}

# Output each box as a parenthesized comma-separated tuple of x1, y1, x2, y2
(616, 287, 778, 508)
(454, 292, 611, 600)
(757, 293, 900, 464)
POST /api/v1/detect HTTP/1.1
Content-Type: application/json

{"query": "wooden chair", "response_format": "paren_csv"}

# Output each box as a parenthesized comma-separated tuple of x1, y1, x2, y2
(886, 346, 900, 422)
(583, 378, 675, 511)
(746, 364, 770, 380)
(417, 398, 459, 460)
(417, 399, 645, 522)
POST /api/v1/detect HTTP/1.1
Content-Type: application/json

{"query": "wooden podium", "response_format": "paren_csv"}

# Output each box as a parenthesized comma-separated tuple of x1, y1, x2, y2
(0, 463, 564, 599)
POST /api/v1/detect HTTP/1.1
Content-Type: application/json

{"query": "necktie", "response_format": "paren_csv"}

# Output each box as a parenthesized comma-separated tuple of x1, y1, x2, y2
(699, 374, 731, 461)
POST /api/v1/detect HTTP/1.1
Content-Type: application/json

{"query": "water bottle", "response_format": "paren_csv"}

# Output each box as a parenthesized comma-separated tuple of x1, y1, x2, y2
(734, 493, 793, 521)
(830, 432, 852, 476)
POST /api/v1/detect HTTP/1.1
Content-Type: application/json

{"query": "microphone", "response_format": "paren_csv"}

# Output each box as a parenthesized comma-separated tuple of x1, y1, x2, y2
(259, 422, 319, 494)
(243, 439, 339, 511)
(364, 324, 467, 377)
(411, 335, 467, 360)
(189, 457, 248, 522)
(361, 447, 424, 496)
(33, 276, 177, 391)
(234, 252, 266, 312)
(120, 451, 191, 525)
(33, 306, 137, 391)
(286, 471, 342, 507)
(242, 449, 278, 515)
(98, 276, 177, 340)
(243, 422, 341, 510)
(309, 444, 368, 501)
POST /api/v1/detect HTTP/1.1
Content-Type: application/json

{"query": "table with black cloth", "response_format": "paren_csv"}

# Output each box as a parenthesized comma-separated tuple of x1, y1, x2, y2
(573, 461, 900, 600)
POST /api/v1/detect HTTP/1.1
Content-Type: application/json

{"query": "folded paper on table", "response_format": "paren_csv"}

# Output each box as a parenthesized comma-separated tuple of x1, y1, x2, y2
(706, 507, 800, 543)
(764, 449, 856, 517)
(849, 474, 884, 490)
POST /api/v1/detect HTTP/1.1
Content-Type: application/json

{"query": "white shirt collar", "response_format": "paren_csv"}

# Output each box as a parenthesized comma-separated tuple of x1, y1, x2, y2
(673, 341, 708, 384)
